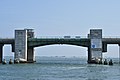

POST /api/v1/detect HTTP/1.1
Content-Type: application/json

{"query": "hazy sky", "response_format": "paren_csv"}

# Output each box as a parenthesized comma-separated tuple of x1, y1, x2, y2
(1, 0, 120, 58)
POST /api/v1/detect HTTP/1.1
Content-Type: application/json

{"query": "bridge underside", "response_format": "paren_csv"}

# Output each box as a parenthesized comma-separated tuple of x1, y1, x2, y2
(28, 38, 90, 47)
(26, 38, 91, 63)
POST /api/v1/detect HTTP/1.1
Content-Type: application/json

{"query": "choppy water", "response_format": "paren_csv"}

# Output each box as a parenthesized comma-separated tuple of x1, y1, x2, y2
(0, 56, 120, 80)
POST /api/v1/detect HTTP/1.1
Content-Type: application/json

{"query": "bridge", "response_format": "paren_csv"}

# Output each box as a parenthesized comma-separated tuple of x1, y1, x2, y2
(0, 29, 120, 63)
(28, 38, 90, 47)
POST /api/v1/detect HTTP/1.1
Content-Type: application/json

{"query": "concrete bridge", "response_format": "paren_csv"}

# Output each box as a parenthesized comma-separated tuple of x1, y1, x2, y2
(0, 29, 120, 63)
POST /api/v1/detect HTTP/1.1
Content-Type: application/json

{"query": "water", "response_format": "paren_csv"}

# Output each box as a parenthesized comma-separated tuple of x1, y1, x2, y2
(0, 56, 120, 80)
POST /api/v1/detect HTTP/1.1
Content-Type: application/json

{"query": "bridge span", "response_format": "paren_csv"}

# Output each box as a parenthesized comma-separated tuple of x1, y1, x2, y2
(28, 38, 90, 47)
(0, 29, 120, 63)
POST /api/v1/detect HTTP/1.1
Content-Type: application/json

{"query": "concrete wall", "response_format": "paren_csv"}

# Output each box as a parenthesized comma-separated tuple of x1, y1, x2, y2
(15, 29, 35, 62)
(27, 47, 35, 62)
(26, 29, 35, 62)
(15, 30, 27, 61)
(90, 29, 102, 60)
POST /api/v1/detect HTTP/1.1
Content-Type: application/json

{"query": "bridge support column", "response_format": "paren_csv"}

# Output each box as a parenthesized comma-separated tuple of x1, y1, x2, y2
(88, 46, 92, 63)
(0, 44, 4, 63)
(15, 29, 28, 62)
(15, 29, 34, 63)
(89, 29, 102, 63)
(27, 47, 35, 63)
(119, 44, 120, 64)
(11, 44, 15, 52)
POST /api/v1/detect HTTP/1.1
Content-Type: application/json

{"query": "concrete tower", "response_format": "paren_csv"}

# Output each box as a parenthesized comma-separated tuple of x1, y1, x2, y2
(26, 29, 35, 62)
(15, 29, 28, 62)
(90, 29, 102, 63)
(14, 29, 34, 63)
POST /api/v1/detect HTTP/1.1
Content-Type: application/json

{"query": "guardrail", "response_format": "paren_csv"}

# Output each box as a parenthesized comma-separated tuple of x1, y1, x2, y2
(103, 36, 120, 38)
(35, 36, 87, 39)
(0, 38, 14, 39)
(1, 36, 120, 39)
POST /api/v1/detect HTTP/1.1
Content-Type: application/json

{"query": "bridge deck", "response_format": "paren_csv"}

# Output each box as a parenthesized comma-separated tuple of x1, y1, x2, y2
(28, 38, 90, 47)
(102, 38, 120, 44)
(1, 38, 120, 45)
(0, 39, 14, 44)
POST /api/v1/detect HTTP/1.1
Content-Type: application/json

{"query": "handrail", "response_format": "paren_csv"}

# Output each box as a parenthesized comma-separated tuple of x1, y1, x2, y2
(103, 36, 120, 38)
(35, 36, 87, 39)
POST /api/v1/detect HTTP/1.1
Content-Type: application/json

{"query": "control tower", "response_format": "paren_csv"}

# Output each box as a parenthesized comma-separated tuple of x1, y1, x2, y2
(14, 29, 34, 63)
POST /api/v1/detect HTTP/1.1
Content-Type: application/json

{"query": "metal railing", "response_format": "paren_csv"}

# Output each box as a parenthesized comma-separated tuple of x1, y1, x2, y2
(0, 38, 14, 39)
(1, 36, 120, 39)
(103, 36, 120, 38)
(35, 36, 87, 39)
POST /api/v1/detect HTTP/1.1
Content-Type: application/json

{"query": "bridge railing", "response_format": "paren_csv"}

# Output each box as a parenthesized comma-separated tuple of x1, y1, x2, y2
(103, 36, 120, 38)
(0, 37, 14, 39)
(35, 36, 88, 39)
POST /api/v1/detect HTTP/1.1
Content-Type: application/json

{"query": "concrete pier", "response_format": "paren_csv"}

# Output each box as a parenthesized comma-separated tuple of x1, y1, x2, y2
(88, 46, 91, 63)
(27, 47, 35, 63)
(14, 29, 28, 62)
(0, 44, 3, 63)
(14, 29, 34, 63)
(89, 29, 102, 63)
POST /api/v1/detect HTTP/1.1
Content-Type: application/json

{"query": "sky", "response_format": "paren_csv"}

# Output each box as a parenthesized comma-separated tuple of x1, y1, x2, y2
(0, 0, 120, 58)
